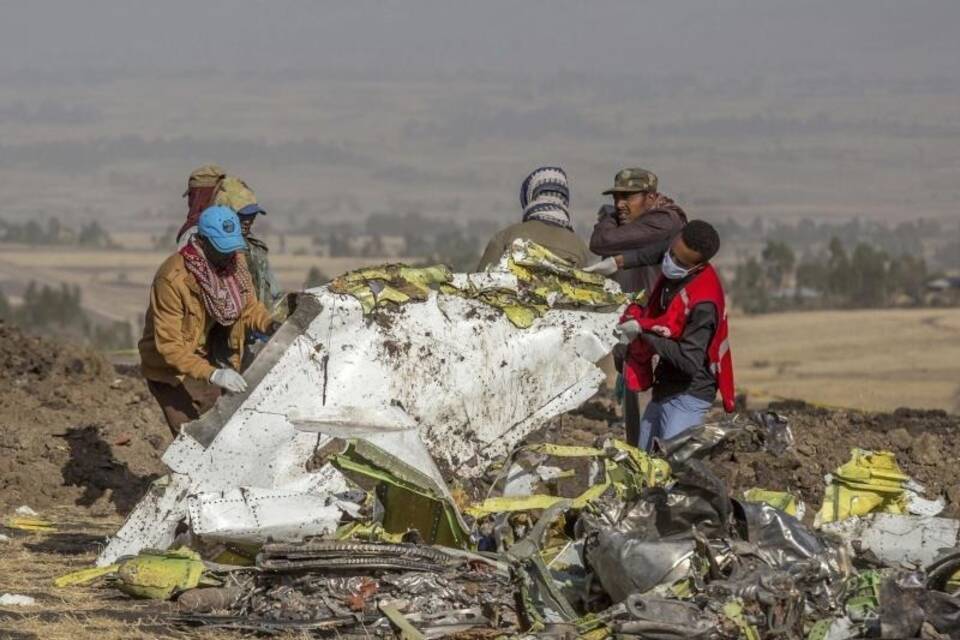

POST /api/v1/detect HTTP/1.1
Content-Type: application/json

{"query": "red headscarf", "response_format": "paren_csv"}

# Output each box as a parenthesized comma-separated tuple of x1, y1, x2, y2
(179, 237, 253, 326)
(176, 186, 220, 242)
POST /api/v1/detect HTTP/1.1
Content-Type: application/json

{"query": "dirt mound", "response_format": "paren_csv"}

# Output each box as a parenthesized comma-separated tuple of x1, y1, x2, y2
(0, 322, 169, 515)
(555, 393, 960, 517)
(705, 401, 960, 517)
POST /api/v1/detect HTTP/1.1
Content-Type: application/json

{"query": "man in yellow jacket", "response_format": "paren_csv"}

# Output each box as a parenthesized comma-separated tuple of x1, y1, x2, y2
(139, 205, 275, 434)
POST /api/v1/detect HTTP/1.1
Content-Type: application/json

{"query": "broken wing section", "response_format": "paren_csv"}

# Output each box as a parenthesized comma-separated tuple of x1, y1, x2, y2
(99, 271, 622, 565)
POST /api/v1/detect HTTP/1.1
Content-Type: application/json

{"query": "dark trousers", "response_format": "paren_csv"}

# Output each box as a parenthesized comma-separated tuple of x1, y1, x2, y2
(146, 379, 221, 436)
(623, 389, 652, 447)
(624, 390, 641, 447)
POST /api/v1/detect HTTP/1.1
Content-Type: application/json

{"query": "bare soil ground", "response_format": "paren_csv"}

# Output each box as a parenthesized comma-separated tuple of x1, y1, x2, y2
(0, 322, 169, 515)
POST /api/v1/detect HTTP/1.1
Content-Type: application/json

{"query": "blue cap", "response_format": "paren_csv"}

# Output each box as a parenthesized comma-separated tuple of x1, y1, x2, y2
(198, 205, 247, 253)
(237, 203, 266, 216)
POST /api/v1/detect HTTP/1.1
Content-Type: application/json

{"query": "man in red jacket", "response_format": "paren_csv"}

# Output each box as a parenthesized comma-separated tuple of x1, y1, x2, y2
(586, 168, 688, 439)
(591, 220, 734, 450)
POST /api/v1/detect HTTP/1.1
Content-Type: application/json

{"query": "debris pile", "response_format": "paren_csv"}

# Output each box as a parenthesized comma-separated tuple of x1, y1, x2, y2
(60, 420, 960, 638)
(37, 245, 960, 638)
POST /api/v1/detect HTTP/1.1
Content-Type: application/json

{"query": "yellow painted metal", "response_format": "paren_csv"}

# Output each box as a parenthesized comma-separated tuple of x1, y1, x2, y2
(115, 547, 205, 600)
(817, 449, 910, 524)
(722, 599, 761, 640)
(329, 242, 626, 329)
(4, 516, 55, 532)
(53, 564, 119, 588)
(466, 440, 671, 518)
(742, 488, 801, 517)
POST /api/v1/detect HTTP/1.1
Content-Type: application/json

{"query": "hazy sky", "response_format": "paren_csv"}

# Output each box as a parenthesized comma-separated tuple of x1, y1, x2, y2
(2, 1, 958, 79)
(1, 1, 958, 228)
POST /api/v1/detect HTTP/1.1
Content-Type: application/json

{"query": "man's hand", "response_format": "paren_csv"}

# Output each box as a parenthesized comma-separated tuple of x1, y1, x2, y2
(597, 204, 617, 220)
(209, 368, 248, 393)
(583, 257, 620, 276)
(616, 319, 642, 345)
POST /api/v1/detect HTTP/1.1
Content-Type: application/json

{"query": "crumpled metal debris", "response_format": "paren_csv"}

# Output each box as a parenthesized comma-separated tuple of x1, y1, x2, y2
(178, 540, 517, 637)
(587, 534, 696, 603)
(611, 595, 720, 638)
(752, 410, 794, 456)
(329, 240, 627, 328)
(879, 571, 960, 638)
(78, 251, 960, 638)
(657, 411, 791, 468)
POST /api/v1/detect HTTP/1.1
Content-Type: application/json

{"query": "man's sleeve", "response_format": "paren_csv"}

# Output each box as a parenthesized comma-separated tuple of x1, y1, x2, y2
(620, 233, 673, 268)
(640, 303, 717, 378)
(151, 277, 216, 381)
(590, 208, 681, 255)
(588, 206, 623, 256)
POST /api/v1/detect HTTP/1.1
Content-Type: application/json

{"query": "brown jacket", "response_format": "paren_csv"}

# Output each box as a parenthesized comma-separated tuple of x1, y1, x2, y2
(477, 220, 591, 271)
(589, 203, 687, 294)
(139, 253, 273, 385)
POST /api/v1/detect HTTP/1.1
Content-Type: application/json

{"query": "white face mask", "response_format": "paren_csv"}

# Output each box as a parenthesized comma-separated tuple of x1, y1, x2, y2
(661, 250, 693, 280)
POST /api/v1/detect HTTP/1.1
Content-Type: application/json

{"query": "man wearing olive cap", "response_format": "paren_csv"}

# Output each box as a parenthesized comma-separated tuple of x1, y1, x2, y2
(586, 168, 687, 295)
(584, 168, 687, 445)
(140, 205, 276, 435)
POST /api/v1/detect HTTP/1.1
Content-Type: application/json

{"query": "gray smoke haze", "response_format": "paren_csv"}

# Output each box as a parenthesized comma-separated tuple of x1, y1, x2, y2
(0, 0, 958, 227)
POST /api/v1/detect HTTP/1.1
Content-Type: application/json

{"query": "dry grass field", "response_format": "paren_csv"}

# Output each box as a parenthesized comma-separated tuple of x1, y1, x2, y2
(0, 243, 414, 323)
(0, 508, 272, 640)
(731, 307, 960, 413)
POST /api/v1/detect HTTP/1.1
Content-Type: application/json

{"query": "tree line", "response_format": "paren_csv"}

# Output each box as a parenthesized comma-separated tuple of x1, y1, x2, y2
(0, 283, 133, 350)
(731, 238, 933, 314)
(0, 217, 117, 248)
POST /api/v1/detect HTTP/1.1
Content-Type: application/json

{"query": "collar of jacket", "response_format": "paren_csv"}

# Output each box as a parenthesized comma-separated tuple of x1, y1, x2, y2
(245, 235, 269, 252)
(172, 252, 203, 295)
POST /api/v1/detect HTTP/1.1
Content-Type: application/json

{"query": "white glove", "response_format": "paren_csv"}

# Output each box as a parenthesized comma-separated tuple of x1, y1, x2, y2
(616, 319, 641, 345)
(582, 257, 619, 276)
(209, 368, 248, 394)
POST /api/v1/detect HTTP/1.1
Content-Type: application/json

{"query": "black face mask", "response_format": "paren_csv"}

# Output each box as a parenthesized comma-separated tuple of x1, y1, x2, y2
(200, 237, 232, 268)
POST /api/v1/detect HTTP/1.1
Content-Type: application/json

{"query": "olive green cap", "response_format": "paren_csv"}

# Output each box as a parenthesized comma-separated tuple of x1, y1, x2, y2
(602, 168, 658, 195)
(182, 164, 226, 196)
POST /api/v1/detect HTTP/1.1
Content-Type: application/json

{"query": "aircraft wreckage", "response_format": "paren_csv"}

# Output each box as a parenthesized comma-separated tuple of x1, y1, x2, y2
(78, 241, 960, 639)
(99, 241, 626, 564)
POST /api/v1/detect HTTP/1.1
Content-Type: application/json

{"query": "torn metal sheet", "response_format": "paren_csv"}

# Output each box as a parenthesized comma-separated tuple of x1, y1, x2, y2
(611, 595, 719, 638)
(98, 474, 191, 565)
(187, 487, 348, 544)
(587, 533, 696, 603)
(100, 257, 621, 565)
(658, 418, 748, 467)
(736, 501, 836, 567)
(821, 513, 960, 568)
(741, 488, 805, 520)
